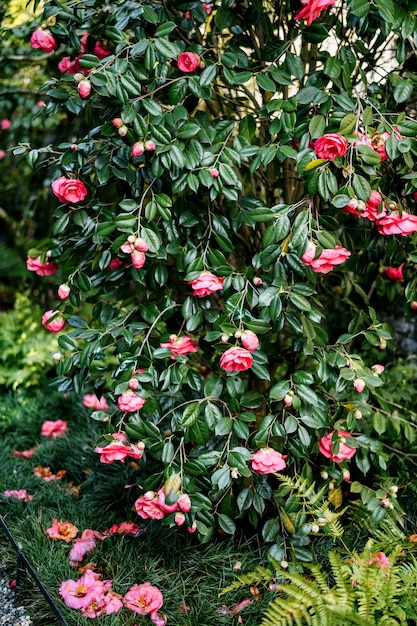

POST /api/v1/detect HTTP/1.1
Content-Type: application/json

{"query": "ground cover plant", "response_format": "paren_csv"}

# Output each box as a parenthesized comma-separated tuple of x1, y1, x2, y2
(3, 0, 417, 622)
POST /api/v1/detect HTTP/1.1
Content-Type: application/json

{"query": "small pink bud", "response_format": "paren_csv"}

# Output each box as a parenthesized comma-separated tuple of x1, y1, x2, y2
(71, 143, 78, 150)
(199, 61, 206, 69)
(381, 498, 390, 508)
(187, 521, 197, 534)
(280, 560, 289, 569)
(112, 117, 123, 128)
(321, 470, 329, 480)
(209, 168, 219, 178)
(311, 524, 319, 533)
(0, 150, 6, 159)
(253, 277, 263, 286)
(58, 284, 71, 300)
(354, 378, 365, 393)
(411, 301, 417, 310)
(175, 512, 186, 526)
(37, 101, 46, 108)
(354, 410, 363, 420)
(118, 125, 128, 137)
(132, 141, 144, 156)
(77, 79, 92, 99)
(379, 337, 387, 350)
(131, 250, 146, 269)
(127, 234, 136, 243)
(283, 394, 293, 407)
(135, 237, 148, 252)
(371, 364, 385, 375)
(342, 469, 350, 482)
(73, 72, 84, 83)
(144, 140, 156, 151)
(128, 378, 139, 390)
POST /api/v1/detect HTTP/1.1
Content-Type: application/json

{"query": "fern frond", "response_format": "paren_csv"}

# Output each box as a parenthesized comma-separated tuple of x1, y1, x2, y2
(220, 565, 273, 595)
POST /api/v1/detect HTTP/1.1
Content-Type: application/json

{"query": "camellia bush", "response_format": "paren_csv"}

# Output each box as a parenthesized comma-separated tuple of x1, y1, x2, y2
(20, 0, 417, 560)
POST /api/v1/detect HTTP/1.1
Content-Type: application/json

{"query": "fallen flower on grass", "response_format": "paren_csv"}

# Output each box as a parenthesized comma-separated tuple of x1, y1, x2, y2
(123, 582, 163, 615)
(45, 518, 79, 542)
(108, 521, 144, 537)
(41, 419, 68, 438)
(216, 598, 252, 616)
(13, 447, 37, 458)
(33, 465, 67, 482)
(69, 529, 103, 564)
(59, 569, 106, 610)
(3, 489, 34, 502)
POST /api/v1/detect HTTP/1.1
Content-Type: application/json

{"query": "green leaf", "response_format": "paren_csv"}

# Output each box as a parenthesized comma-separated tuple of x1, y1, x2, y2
(352, 174, 371, 201)
(218, 514, 236, 535)
(199, 64, 217, 87)
(393, 80, 413, 104)
(339, 114, 357, 136)
(182, 402, 200, 428)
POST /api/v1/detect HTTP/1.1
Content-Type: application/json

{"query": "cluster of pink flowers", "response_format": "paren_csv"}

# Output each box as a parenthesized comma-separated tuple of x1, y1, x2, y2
(52, 176, 88, 204)
(120, 235, 149, 269)
(355, 127, 402, 161)
(41, 419, 68, 438)
(188, 271, 224, 297)
(131, 140, 157, 156)
(59, 569, 124, 617)
(301, 242, 351, 274)
(318, 430, 356, 463)
(251, 448, 287, 474)
(344, 191, 417, 236)
(295, 0, 336, 27)
(83, 393, 109, 410)
(57, 31, 110, 76)
(3, 489, 34, 502)
(94, 432, 145, 464)
(160, 334, 198, 359)
(135, 488, 192, 528)
(26, 254, 59, 276)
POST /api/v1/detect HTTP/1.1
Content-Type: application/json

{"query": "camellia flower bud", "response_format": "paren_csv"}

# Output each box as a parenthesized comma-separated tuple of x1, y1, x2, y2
(354, 378, 365, 393)
(112, 117, 123, 128)
(58, 284, 71, 300)
(210, 168, 219, 178)
(118, 125, 128, 137)
(220, 333, 230, 343)
(128, 378, 139, 390)
(253, 277, 263, 286)
(144, 140, 156, 151)
(311, 524, 319, 534)
(280, 561, 289, 569)
(371, 364, 385, 375)
(73, 72, 84, 83)
(379, 337, 387, 350)
(131, 142, 144, 156)
(411, 301, 417, 310)
(283, 394, 293, 407)
(342, 469, 350, 482)
(354, 410, 363, 420)
(320, 470, 329, 480)
(77, 80, 92, 99)
(390, 485, 398, 494)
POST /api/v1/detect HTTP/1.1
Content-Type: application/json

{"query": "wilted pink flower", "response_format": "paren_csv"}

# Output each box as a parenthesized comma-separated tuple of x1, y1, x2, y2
(318, 430, 356, 463)
(45, 519, 79, 542)
(58, 56, 77, 74)
(189, 271, 225, 297)
(376, 210, 417, 236)
(34, 465, 67, 482)
(177, 51, 200, 73)
(69, 529, 102, 563)
(240, 330, 259, 352)
(385, 264, 404, 280)
(151, 612, 168, 626)
(30, 28, 57, 52)
(131, 250, 146, 268)
(160, 335, 198, 358)
(59, 570, 105, 610)
(26, 255, 59, 276)
(295, 0, 336, 26)
(3, 489, 34, 502)
(251, 448, 287, 474)
(117, 389, 146, 412)
(94, 434, 145, 464)
(108, 521, 143, 537)
(132, 142, 145, 157)
(135, 491, 166, 520)
(83, 393, 109, 410)
(123, 582, 163, 615)
(314, 133, 348, 160)
(109, 257, 123, 270)
(220, 347, 253, 371)
(13, 448, 36, 458)
(42, 310, 66, 333)
(1, 119, 11, 130)
(371, 127, 402, 161)
(41, 419, 68, 438)
(51, 176, 88, 203)
(77, 79, 92, 99)
(369, 551, 390, 568)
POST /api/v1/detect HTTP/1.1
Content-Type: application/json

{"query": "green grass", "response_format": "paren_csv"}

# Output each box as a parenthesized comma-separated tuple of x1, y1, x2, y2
(0, 388, 273, 625)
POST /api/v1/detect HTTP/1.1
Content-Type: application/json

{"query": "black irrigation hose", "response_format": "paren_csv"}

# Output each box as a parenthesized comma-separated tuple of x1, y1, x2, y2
(0, 515, 69, 626)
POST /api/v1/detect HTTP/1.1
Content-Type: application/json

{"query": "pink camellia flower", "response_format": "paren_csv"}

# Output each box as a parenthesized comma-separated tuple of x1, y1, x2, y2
(318, 430, 356, 463)
(131, 250, 146, 268)
(108, 521, 143, 536)
(80, 32, 111, 59)
(132, 142, 145, 157)
(371, 128, 402, 161)
(41, 419, 68, 438)
(109, 257, 123, 270)
(220, 346, 253, 371)
(45, 519, 79, 542)
(3, 489, 34, 502)
(302, 243, 351, 274)
(59, 570, 105, 610)
(187, 521, 197, 534)
(160, 334, 199, 358)
(58, 283, 71, 299)
(58, 56, 76, 74)
(376, 210, 417, 236)
(135, 237, 149, 251)
(26, 255, 59, 276)
(251, 447, 287, 474)
(353, 378, 365, 393)
(117, 389, 146, 412)
(385, 264, 404, 280)
(177, 51, 200, 73)
(77, 79, 92, 99)
(157, 488, 178, 514)
(30, 28, 57, 52)
(135, 491, 166, 520)
(123, 582, 163, 615)
(94, 434, 145, 464)
(240, 330, 259, 352)
(295, 0, 336, 26)
(83, 393, 109, 410)
(0, 150, 6, 159)
(189, 271, 225, 297)
(69, 529, 102, 563)
(42, 310, 66, 333)
(1, 119, 11, 130)
(314, 133, 348, 160)
(51, 176, 88, 204)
